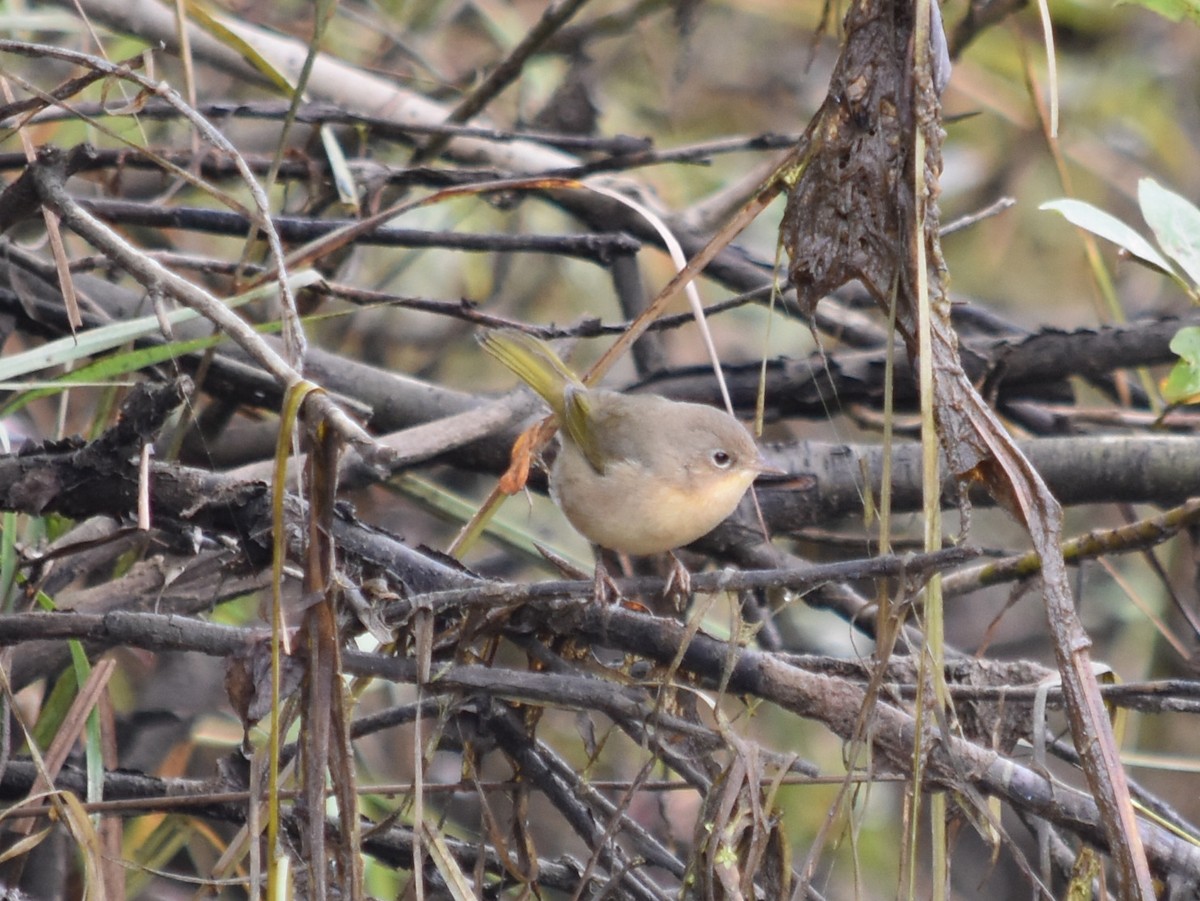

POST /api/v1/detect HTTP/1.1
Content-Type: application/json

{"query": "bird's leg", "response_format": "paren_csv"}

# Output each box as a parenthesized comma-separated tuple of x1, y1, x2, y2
(663, 552, 692, 602)
(592, 553, 623, 604)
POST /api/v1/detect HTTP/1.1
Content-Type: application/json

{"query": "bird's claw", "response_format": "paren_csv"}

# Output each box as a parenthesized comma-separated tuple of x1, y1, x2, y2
(663, 553, 692, 601)
(592, 557, 623, 605)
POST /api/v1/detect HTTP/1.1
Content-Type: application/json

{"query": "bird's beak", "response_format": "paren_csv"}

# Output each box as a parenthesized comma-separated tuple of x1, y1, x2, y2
(753, 453, 788, 480)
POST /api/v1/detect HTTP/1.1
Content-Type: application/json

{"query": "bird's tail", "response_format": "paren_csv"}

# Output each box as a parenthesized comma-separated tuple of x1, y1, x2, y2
(478, 329, 582, 417)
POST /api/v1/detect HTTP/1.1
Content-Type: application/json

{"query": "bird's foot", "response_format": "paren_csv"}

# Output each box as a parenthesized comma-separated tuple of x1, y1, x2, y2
(663, 553, 692, 602)
(592, 557, 624, 605)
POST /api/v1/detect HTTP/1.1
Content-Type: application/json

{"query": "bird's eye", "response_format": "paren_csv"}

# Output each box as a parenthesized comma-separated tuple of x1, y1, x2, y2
(711, 450, 733, 469)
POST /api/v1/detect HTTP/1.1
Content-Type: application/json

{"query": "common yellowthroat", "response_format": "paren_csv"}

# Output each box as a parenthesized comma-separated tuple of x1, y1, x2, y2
(480, 329, 771, 558)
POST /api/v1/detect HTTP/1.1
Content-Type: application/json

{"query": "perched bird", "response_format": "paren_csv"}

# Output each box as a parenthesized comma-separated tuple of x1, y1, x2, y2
(481, 329, 773, 592)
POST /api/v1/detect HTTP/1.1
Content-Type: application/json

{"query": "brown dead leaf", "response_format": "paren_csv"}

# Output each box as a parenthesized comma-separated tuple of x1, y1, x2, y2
(777, 0, 1154, 893)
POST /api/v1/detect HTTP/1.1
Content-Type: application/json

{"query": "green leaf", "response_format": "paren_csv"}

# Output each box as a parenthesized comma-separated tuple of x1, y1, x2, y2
(1040, 198, 1175, 274)
(1162, 359, 1200, 403)
(0, 270, 320, 383)
(0, 511, 16, 611)
(0, 303, 349, 422)
(31, 666, 80, 750)
(183, 0, 297, 94)
(1139, 178, 1200, 289)
(320, 124, 360, 212)
(1169, 325, 1200, 361)
(1162, 326, 1200, 403)
(0, 332, 227, 419)
(1116, 0, 1200, 24)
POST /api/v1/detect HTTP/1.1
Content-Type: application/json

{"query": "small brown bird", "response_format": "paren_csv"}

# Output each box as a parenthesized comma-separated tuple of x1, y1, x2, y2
(481, 329, 772, 590)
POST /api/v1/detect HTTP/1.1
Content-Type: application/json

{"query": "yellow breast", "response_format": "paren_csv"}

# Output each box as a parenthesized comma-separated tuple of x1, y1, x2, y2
(551, 449, 757, 556)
